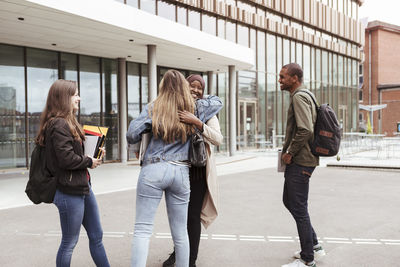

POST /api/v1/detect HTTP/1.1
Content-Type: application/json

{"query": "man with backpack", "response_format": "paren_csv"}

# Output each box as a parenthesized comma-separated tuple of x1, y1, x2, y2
(279, 63, 326, 267)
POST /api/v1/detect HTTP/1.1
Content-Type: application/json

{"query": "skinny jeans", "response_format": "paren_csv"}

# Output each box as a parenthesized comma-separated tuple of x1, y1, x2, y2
(53, 188, 110, 267)
(283, 163, 318, 263)
(131, 162, 190, 267)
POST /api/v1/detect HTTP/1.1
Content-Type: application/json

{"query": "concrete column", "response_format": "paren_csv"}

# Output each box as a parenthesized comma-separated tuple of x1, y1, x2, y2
(229, 65, 236, 157)
(207, 71, 214, 95)
(117, 58, 127, 163)
(147, 45, 157, 101)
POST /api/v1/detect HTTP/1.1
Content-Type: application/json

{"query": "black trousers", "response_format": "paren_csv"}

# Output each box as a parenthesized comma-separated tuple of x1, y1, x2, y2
(187, 166, 207, 265)
(283, 163, 318, 263)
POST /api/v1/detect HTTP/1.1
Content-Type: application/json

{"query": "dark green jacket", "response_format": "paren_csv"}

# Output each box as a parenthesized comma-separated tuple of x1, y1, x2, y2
(282, 85, 319, 167)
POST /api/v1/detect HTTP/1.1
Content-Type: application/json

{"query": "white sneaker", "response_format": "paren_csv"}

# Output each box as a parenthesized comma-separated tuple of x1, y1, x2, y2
(294, 245, 326, 260)
(282, 259, 316, 267)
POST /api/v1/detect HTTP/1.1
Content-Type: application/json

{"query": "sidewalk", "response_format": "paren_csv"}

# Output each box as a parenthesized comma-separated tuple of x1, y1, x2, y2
(0, 148, 399, 210)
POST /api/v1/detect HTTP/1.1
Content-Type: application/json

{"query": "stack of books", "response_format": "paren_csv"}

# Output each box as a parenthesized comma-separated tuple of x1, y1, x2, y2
(83, 125, 108, 159)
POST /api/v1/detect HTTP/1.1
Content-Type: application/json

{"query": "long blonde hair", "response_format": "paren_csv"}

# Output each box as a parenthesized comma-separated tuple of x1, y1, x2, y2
(150, 69, 195, 143)
(36, 79, 85, 146)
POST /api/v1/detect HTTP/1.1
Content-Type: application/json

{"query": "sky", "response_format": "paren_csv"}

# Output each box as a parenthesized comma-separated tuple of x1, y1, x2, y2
(359, 0, 400, 26)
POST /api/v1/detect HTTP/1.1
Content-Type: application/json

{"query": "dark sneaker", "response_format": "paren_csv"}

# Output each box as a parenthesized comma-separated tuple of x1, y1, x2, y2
(162, 251, 175, 267)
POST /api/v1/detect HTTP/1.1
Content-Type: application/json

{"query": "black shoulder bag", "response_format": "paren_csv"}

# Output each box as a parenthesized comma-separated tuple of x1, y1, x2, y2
(189, 109, 207, 167)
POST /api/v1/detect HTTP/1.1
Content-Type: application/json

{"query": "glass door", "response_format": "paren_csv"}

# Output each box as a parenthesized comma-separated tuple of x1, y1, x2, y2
(238, 100, 257, 149)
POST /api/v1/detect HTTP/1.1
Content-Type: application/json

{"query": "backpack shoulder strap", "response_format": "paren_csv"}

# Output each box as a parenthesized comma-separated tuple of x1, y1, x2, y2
(294, 89, 319, 110)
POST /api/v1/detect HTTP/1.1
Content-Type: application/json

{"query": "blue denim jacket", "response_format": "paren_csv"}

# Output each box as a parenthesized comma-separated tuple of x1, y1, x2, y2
(126, 95, 222, 165)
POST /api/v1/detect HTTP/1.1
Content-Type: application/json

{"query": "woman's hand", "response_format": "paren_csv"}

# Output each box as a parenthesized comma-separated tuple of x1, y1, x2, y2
(178, 111, 203, 131)
(89, 157, 102, 169)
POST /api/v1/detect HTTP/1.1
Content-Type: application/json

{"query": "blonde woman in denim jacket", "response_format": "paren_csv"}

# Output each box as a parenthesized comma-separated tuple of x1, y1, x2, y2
(126, 69, 222, 267)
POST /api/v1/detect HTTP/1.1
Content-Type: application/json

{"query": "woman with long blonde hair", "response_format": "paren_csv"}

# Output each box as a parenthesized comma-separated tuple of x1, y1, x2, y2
(126, 69, 222, 267)
(36, 79, 109, 267)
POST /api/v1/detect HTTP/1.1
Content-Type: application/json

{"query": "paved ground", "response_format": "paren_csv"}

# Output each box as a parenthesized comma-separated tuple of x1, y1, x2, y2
(1, 158, 400, 267)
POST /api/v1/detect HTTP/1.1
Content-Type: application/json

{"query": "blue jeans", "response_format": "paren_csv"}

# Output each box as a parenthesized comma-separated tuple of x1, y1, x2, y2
(53, 188, 110, 267)
(131, 162, 190, 267)
(283, 163, 318, 263)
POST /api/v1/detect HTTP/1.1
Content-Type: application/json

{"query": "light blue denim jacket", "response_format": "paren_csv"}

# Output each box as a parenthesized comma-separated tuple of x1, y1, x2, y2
(126, 95, 222, 166)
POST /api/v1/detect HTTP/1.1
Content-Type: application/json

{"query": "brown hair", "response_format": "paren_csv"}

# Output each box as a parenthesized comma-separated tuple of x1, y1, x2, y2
(36, 79, 85, 146)
(150, 69, 195, 143)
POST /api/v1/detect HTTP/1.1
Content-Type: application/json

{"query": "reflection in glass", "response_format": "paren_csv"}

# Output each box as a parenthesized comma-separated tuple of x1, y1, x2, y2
(60, 53, 77, 81)
(283, 39, 290, 65)
(217, 73, 228, 151)
(141, 64, 148, 109)
(158, 1, 176, 21)
(27, 48, 58, 154)
(258, 72, 266, 141)
(238, 71, 256, 98)
(79, 55, 101, 126)
(202, 14, 216, 36)
(102, 59, 118, 161)
(0, 44, 25, 168)
(257, 31, 265, 72)
(296, 42, 302, 66)
(188, 9, 200, 30)
(267, 73, 276, 140)
(266, 34, 276, 74)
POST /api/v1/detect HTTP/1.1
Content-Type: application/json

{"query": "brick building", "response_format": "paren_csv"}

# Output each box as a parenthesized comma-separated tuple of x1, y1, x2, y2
(361, 21, 400, 136)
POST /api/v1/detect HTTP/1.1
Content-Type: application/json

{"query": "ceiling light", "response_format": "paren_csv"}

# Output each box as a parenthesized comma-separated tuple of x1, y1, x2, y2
(18, 17, 24, 21)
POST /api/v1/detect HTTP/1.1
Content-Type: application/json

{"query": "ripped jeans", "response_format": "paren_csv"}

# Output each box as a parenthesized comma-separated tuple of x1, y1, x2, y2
(283, 163, 318, 263)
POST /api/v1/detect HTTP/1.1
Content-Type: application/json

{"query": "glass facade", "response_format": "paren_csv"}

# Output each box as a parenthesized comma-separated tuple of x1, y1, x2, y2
(0, 0, 361, 168)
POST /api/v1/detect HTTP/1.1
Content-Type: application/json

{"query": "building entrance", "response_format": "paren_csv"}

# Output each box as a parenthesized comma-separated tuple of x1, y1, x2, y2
(238, 100, 257, 149)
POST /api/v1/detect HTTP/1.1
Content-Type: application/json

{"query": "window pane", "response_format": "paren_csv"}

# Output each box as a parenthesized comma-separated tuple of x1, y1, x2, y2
(296, 42, 302, 65)
(237, 24, 249, 47)
(80, 55, 101, 126)
(177, 6, 187, 25)
(257, 30, 265, 72)
(283, 38, 290, 65)
(226, 20, 236, 43)
(158, 1, 175, 21)
(141, 64, 148, 108)
(217, 19, 225, 38)
(258, 71, 266, 141)
(141, 0, 155, 14)
(102, 59, 118, 161)
(0, 44, 26, 168)
(27, 48, 58, 154)
(60, 53, 77, 81)
(217, 73, 228, 151)
(126, 0, 138, 8)
(267, 73, 276, 139)
(238, 71, 256, 98)
(188, 9, 200, 30)
(267, 34, 276, 74)
(202, 14, 216, 36)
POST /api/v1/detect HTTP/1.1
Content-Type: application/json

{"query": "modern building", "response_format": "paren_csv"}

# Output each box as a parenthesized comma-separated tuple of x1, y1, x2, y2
(0, 0, 364, 169)
(360, 20, 400, 136)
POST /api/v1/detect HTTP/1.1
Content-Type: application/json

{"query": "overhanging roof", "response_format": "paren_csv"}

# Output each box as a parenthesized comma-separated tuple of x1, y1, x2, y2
(0, 0, 254, 72)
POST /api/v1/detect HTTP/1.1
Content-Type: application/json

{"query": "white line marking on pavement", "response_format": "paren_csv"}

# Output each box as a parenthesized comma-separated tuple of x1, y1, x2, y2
(104, 234, 124, 238)
(352, 238, 377, 241)
(326, 241, 353, 244)
(240, 235, 265, 238)
(239, 238, 266, 242)
(268, 236, 292, 239)
(355, 241, 382, 245)
(104, 231, 126, 235)
(155, 236, 172, 239)
(212, 234, 236, 238)
(324, 237, 350, 241)
(212, 237, 237, 240)
(385, 243, 400, 245)
(16, 232, 41, 236)
(380, 239, 400, 242)
(268, 239, 295, 243)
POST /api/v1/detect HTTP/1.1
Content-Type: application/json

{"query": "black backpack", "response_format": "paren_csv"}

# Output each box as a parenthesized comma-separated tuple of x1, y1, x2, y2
(25, 144, 57, 204)
(295, 90, 341, 157)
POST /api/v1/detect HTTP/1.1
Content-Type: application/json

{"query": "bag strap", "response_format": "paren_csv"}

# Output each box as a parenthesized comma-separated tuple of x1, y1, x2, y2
(293, 89, 319, 111)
